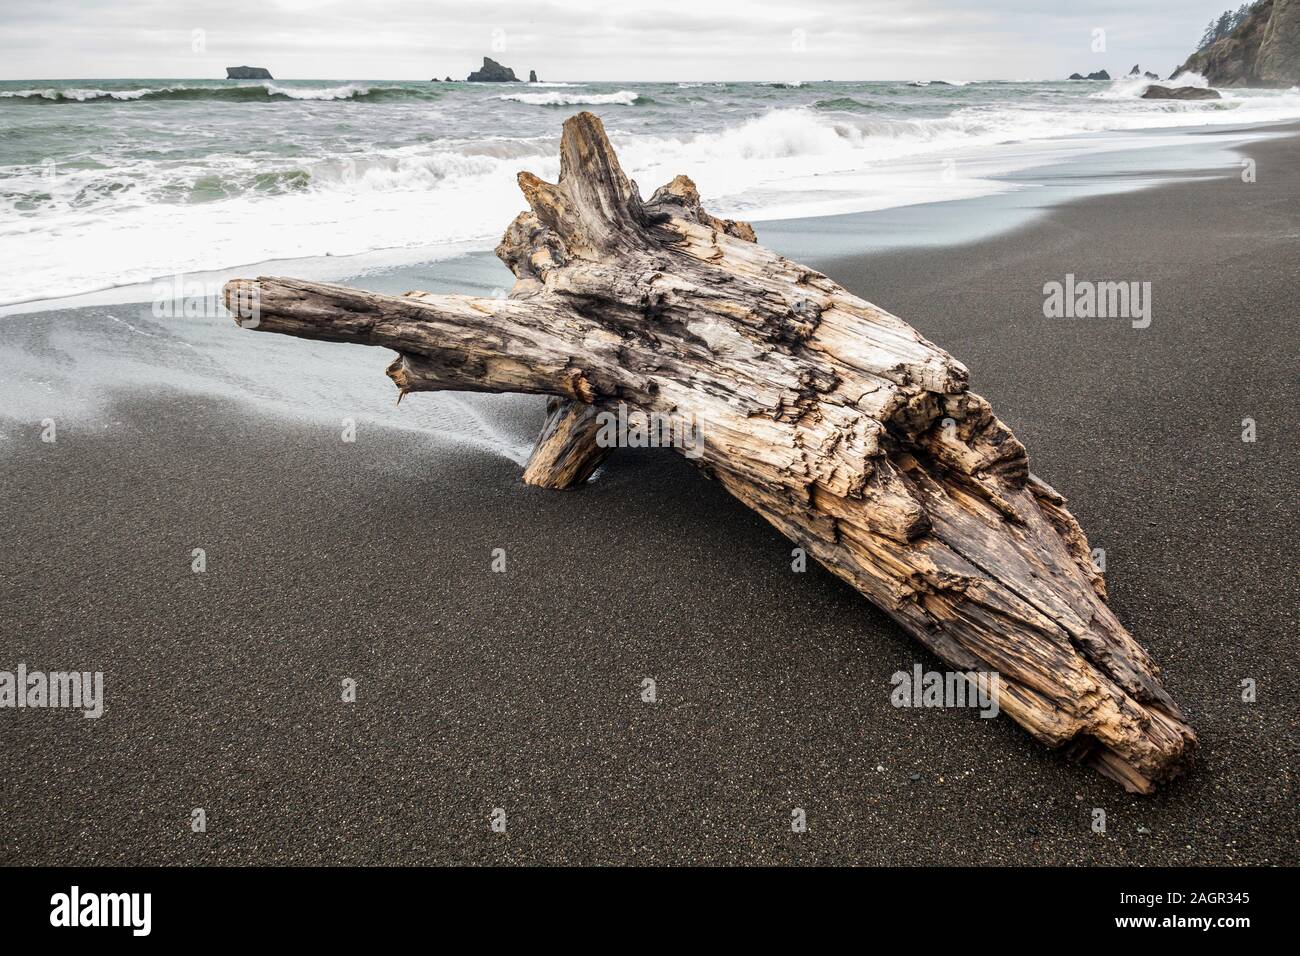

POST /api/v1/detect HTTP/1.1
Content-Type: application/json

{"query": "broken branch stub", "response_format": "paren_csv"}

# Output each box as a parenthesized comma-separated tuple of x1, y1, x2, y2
(223, 111, 1195, 791)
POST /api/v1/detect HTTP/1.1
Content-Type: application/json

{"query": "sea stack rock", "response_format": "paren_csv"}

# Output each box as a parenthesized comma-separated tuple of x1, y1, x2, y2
(1067, 70, 1111, 80)
(1129, 64, 1161, 79)
(1141, 85, 1222, 100)
(1175, 0, 1300, 86)
(529, 69, 538, 83)
(466, 57, 518, 82)
(226, 66, 273, 80)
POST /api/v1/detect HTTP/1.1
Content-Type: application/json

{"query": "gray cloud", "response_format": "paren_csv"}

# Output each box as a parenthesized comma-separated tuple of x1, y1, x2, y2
(0, 0, 1241, 80)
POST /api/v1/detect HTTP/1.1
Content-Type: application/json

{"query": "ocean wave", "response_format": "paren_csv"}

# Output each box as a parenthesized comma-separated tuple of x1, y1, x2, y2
(814, 96, 877, 112)
(0, 83, 440, 104)
(618, 91, 1300, 204)
(1, 87, 156, 102)
(264, 82, 378, 101)
(1092, 72, 1211, 100)
(8, 79, 1300, 306)
(650, 109, 863, 162)
(496, 90, 641, 106)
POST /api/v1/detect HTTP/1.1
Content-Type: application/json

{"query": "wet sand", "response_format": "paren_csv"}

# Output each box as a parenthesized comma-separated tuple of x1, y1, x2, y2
(0, 128, 1296, 866)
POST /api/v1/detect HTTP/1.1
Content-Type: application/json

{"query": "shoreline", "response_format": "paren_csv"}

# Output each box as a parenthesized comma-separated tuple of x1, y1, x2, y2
(2, 118, 1296, 318)
(0, 124, 1296, 866)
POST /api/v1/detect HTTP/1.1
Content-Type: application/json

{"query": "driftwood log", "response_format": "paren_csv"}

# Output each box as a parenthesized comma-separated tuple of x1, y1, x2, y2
(224, 112, 1195, 792)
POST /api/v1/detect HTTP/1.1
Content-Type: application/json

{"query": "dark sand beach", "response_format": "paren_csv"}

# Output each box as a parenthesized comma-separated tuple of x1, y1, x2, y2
(1, 128, 1296, 866)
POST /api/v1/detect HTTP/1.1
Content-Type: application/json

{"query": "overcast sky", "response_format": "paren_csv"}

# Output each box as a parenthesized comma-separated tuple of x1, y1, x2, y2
(0, 0, 1241, 81)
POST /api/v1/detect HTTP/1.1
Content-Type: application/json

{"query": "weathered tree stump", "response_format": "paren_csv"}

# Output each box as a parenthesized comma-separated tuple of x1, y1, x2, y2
(224, 112, 1195, 791)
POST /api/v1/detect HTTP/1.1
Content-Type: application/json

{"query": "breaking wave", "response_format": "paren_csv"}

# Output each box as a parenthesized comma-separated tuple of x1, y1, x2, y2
(1093, 72, 1212, 100)
(6, 75, 1300, 306)
(0, 83, 441, 104)
(496, 90, 642, 106)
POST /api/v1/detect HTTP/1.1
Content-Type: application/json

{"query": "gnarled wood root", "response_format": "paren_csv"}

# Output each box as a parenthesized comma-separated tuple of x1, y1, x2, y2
(224, 112, 1195, 791)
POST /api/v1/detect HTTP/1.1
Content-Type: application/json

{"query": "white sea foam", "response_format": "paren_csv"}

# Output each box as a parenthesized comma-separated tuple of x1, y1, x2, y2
(263, 82, 373, 100)
(0, 144, 559, 304)
(0, 82, 395, 102)
(1093, 72, 1211, 100)
(5, 79, 1300, 306)
(0, 87, 155, 101)
(0, 303, 544, 464)
(497, 90, 640, 106)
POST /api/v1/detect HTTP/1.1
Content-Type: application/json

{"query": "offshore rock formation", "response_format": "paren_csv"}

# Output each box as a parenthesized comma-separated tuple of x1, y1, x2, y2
(226, 66, 273, 80)
(467, 57, 518, 82)
(1141, 85, 1222, 99)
